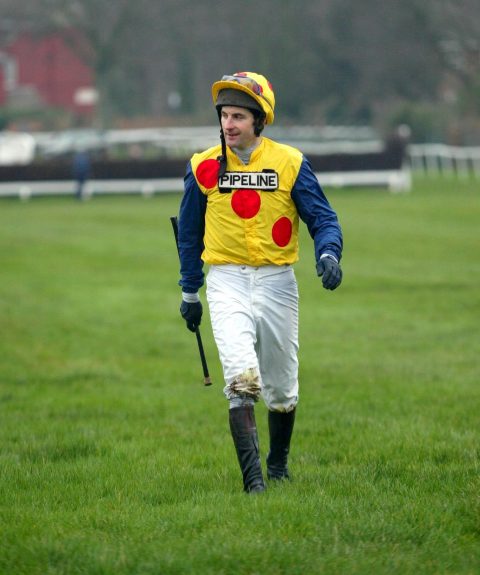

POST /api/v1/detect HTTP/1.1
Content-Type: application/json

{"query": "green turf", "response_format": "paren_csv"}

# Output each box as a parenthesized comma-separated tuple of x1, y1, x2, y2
(0, 175, 479, 574)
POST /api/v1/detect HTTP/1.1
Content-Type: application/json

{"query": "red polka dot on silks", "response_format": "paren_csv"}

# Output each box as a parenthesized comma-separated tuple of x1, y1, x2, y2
(272, 217, 292, 247)
(231, 189, 261, 219)
(196, 159, 220, 189)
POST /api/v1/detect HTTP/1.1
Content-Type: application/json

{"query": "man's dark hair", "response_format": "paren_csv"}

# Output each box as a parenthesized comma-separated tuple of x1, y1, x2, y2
(252, 110, 266, 136)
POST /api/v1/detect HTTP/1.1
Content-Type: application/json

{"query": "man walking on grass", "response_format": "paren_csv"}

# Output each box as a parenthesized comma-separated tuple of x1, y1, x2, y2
(175, 71, 343, 493)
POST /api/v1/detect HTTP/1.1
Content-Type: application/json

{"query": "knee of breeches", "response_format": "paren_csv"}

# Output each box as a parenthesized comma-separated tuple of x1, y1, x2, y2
(264, 393, 298, 413)
(224, 367, 262, 404)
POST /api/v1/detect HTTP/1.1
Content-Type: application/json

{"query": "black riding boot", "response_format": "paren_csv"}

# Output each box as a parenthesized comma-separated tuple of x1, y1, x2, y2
(229, 405, 266, 493)
(266, 408, 296, 480)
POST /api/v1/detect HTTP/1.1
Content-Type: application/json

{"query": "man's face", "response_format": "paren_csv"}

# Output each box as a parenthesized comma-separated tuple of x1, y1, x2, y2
(220, 106, 258, 150)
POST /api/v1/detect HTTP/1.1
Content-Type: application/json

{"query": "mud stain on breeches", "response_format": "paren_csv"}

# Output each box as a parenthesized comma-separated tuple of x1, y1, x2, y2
(226, 367, 262, 400)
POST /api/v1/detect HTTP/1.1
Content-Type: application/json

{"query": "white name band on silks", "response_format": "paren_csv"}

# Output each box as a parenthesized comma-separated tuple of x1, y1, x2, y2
(219, 171, 279, 190)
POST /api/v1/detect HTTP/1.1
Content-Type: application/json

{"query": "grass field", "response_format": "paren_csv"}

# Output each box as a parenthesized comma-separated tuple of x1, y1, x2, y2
(0, 175, 479, 574)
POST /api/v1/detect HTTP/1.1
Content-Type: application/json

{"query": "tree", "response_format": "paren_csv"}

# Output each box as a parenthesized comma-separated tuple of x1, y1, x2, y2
(0, 0, 479, 140)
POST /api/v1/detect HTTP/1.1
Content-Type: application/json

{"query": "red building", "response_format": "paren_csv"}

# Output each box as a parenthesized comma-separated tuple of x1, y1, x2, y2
(0, 30, 97, 118)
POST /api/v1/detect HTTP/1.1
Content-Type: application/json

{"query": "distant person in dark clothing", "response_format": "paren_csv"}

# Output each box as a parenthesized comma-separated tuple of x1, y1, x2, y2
(73, 150, 91, 200)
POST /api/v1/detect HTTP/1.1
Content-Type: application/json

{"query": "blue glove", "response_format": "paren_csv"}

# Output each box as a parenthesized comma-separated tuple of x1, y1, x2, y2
(316, 256, 342, 290)
(180, 300, 203, 332)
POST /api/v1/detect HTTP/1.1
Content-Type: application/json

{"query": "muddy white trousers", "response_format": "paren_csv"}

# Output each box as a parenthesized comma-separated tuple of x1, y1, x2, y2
(206, 264, 299, 412)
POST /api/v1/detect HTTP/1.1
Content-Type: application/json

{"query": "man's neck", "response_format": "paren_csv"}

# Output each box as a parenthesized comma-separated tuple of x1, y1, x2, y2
(231, 138, 262, 165)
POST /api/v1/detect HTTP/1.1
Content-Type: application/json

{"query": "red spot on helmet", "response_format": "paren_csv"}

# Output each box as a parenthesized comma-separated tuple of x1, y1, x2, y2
(267, 81, 273, 90)
(231, 189, 261, 219)
(272, 217, 292, 247)
(196, 159, 220, 189)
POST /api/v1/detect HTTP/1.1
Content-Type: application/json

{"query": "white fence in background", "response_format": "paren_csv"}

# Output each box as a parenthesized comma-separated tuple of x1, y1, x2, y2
(0, 179, 184, 200)
(0, 168, 412, 200)
(409, 144, 480, 178)
(3, 140, 480, 200)
(0, 125, 413, 199)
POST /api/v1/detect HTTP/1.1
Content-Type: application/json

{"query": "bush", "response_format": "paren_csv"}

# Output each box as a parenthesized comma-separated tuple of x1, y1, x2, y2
(387, 102, 449, 143)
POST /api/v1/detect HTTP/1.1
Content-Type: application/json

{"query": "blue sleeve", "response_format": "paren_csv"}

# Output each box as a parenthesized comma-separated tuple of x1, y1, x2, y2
(291, 157, 343, 263)
(177, 162, 207, 293)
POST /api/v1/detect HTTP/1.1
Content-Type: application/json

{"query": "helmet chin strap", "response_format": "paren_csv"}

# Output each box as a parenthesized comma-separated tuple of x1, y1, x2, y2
(216, 108, 228, 190)
(218, 128, 227, 179)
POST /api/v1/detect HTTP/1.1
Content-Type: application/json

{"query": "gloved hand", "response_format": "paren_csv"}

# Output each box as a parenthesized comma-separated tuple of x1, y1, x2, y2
(316, 256, 343, 290)
(180, 300, 203, 332)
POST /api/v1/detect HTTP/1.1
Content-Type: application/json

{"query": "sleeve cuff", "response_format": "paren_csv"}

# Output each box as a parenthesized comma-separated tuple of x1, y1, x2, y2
(182, 291, 200, 303)
(320, 253, 338, 264)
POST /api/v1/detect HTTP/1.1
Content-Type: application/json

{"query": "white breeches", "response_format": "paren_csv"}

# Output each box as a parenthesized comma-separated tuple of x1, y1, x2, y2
(206, 264, 299, 412)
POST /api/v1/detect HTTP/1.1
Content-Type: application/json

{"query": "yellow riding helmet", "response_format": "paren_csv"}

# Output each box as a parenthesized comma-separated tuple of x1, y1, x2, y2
(212, 72, 275, 125)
